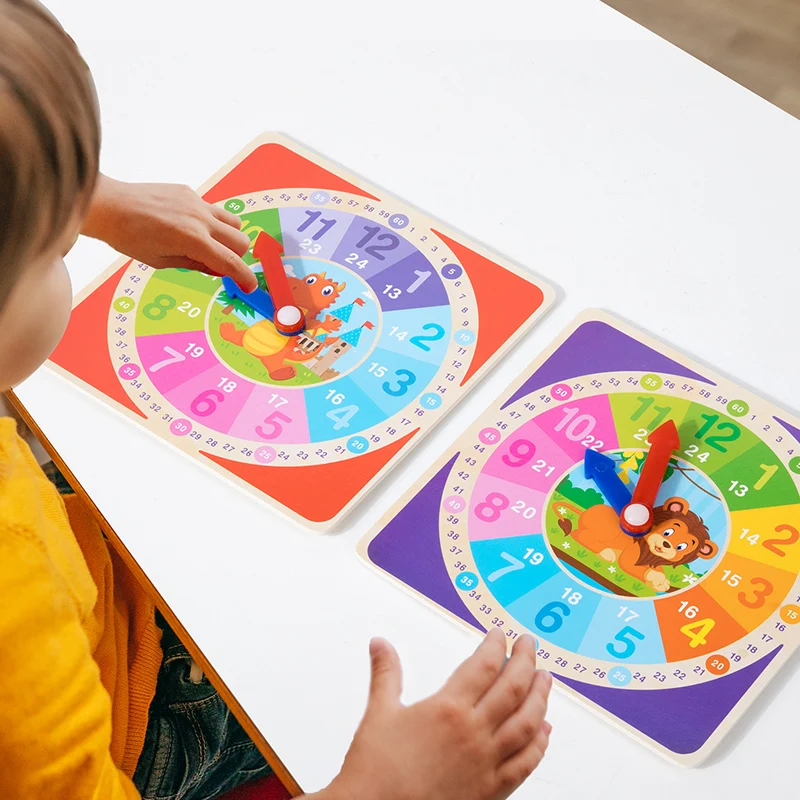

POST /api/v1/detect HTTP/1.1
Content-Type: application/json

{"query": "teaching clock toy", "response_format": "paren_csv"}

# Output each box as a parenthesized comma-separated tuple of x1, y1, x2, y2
(48, 134, 553, 529)
(360, 310, 800, 764)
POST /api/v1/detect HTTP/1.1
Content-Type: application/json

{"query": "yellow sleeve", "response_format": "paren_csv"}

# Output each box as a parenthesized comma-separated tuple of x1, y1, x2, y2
(0, 531, 141, 800)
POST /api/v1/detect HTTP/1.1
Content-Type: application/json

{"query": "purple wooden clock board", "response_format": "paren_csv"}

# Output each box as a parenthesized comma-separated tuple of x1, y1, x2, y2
(359, 310, 800, 765)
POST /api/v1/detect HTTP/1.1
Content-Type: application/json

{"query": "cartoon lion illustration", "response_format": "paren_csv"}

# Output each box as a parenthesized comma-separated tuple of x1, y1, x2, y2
(554, 497, 718, 593)
(219, 272, 345, 382)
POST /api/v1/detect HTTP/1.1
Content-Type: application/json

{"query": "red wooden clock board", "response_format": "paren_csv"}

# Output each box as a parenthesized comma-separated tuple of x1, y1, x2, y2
(49, 134, 554, 529)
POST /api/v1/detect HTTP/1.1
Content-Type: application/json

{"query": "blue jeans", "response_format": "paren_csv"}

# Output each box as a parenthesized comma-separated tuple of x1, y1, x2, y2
(132, 614, 273, 800)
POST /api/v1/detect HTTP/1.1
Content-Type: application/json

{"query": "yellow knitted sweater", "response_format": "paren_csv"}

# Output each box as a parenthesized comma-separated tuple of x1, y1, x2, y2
(0, 418, 162, 798)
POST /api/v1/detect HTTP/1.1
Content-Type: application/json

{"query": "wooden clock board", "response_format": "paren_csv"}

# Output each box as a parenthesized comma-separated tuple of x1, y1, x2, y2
(359, 310, 800, 764)
(47, 134, 554, 529)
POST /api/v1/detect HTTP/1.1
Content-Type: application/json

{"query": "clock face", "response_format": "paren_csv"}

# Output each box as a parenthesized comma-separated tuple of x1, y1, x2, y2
(111, 189, 477, 467)
(361, 303, 800, 763)
(446, 374, 800, 690)
(51, 134, 552, 528)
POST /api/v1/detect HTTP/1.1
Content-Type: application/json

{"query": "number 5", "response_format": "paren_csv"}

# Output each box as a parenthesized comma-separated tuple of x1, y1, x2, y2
(606, 626, 645, 659)
(256, 411, 291, 440)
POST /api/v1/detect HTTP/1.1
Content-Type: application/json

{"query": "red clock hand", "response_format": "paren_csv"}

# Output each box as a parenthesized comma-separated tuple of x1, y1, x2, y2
(620, 420, 680, 535)
(253, 232, 305, 335)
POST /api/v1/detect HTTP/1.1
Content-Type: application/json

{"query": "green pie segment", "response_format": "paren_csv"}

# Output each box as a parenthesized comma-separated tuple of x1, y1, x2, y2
(152, 268, 223, 296)
(709, 441, 798, 511)
(134, 274, 210, 337)
(238, 208, 283, 266)
(677, 401, 758, 475)
(608, 392, 796, 512)
(609, 393, 692, 448)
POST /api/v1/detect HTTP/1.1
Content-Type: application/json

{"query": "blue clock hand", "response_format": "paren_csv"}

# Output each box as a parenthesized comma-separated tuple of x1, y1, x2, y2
(584, 449, 632, 516)
(221, 275, 278, 326)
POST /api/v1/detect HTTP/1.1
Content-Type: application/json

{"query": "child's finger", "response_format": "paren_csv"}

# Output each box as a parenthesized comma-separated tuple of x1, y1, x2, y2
(442, 627, 507, 705)
(476, 634, 537, 727)
(196, 237, 257, 292)
(210, 203, 246, 230)
(210, 219, 252, 258)
(491, 671, 552, 759)
(494, 722, 551, 798)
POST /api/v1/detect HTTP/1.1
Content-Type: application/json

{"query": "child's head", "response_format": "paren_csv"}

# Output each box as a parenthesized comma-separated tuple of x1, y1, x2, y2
(0, 0, 100, 391)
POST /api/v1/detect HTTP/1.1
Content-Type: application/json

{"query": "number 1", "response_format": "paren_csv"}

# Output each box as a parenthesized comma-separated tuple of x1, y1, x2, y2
(755, 463, 778, 491)
(407, 270, 431, 294)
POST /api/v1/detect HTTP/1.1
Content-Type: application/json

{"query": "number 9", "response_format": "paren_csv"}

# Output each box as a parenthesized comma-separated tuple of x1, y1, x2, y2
(502, 439, 536, 467)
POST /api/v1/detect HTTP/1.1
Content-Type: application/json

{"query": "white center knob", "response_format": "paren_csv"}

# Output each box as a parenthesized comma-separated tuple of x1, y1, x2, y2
(276, 306, 302, 326)
(623, 503, 651, 527)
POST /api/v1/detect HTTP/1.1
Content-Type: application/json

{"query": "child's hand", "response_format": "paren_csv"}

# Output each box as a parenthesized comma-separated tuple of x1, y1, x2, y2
(322, 629, 552, 800)
(82, 176, 257, 291)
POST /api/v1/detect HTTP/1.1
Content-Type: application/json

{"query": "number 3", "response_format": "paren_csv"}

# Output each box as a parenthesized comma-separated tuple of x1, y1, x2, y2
(383, 369, 416, 396)
(738, 577, 773, 609)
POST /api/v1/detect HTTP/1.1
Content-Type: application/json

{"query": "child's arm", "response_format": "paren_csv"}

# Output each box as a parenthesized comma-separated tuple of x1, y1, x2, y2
(305, 631, 552, 800)
(0, 531, 139, 799)
(81, 175, 258, 292)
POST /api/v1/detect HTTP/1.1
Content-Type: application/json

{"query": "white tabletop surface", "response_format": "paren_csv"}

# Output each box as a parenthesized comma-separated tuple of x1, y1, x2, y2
(17, 1, 800, 797)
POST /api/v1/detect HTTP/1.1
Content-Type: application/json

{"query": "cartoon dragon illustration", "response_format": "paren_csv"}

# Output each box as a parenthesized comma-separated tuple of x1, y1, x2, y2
(219, 272, 346, 382)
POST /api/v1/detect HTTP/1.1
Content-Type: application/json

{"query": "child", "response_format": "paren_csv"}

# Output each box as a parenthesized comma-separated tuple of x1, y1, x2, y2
(0, 2, 553, 799)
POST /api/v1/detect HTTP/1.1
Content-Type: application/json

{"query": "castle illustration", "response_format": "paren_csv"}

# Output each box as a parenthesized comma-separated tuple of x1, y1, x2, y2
(293, 296, 375, 381)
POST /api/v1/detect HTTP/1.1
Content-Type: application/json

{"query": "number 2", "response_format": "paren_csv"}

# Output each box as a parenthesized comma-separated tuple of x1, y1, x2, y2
(763, 524, 800, 557)
(410, 323, 445, 352)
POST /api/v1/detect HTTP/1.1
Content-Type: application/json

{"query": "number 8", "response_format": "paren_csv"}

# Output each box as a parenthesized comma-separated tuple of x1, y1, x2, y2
(475, 492, 509, 522)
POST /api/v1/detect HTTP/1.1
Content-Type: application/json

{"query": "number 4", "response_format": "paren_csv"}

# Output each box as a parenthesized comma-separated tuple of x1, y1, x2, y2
(680, 618, 715, 648)
(326, 405, 359, 430)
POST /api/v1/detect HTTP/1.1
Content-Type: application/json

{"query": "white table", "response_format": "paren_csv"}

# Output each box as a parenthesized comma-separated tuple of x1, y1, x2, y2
(19, 2, 800, 797)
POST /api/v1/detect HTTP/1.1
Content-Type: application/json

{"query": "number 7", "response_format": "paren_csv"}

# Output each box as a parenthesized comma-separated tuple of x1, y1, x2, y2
(150, 346, 186, 372)
(487, 552, 525, 583)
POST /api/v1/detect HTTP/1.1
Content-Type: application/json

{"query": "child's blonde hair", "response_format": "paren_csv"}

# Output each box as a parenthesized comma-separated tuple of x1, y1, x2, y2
(0, 0, 100, 310)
